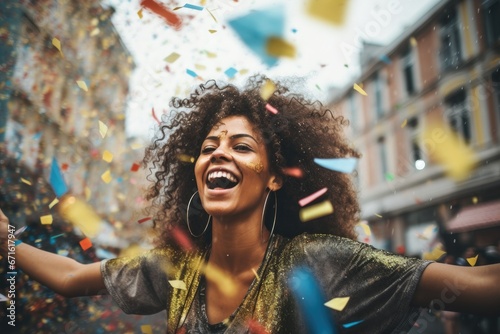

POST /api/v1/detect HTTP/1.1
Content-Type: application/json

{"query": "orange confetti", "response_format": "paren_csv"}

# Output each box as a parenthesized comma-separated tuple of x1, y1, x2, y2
(138, 217, 152, 224)
(130, 163, 140, 172)
(79, 237, 92, 251)
(61, 163, 69, 171)
(140, 0, 182, 29)
(282, 167, 303, 178)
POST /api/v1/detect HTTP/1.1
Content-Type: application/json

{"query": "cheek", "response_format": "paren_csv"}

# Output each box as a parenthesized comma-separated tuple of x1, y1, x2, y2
(245, 161, 264, 173)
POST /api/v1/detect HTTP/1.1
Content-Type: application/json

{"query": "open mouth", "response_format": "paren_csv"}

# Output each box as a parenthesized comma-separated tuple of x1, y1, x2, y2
(207, 170, 239, 190)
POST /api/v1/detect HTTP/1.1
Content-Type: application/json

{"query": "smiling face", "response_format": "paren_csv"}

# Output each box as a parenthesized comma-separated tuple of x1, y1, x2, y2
(194, 116, 281, 222)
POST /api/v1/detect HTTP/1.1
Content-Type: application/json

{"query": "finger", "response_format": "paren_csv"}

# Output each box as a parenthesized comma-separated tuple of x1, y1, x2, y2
(0, 209, 8, 221)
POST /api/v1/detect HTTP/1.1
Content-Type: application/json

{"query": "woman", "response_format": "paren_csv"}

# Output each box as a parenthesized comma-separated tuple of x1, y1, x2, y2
(1, 76, 499, 333)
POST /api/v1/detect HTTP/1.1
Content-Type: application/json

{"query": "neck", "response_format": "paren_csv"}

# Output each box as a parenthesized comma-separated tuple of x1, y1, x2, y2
(209, 213, 270, 275)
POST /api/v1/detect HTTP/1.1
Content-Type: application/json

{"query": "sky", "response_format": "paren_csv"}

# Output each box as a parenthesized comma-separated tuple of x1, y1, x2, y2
(102, 0, 440, 139)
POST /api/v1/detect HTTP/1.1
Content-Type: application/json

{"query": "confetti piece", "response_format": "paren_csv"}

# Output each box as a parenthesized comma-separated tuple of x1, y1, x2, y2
(98, 120, 108, 138)
(14, 226, 28, 237)
(40, 214, 53, 225)
(343, 320, 364, 328)
(101, 170, 112, 183)
(171, 226, 194, 251)
(374, 213, 383, 218)
(401, 119, 408, 128)
(251, 268, 260, 280)
(246, 318, 269, 334)
(299, 200, 334, 222)
(130, 163, 140, 172)
(353, 83, 367, 96)
(49, 198, 59, 209)
(299, 187, 328, 207)
(265, 103, 278, 114)
(186, 69, 198, 78)
(357, 222, 371, 236)
(0, 294, 8, 302)
(224, 67, 238, 78)
(282, 167, 303, 178)
(102, 150, 113, 163)
(50, 233, 65, 240)
(227, 5, 284, 67)
(306, 0, 349, 25)
(422, 245, 447, 261)
(168, 280, 187, 290)
(385, 173, 394, 181)
(59, 196, 102, 237)
(288, 267, 337, 333)
(260, 79, 276, 100)
(165, 52, 181, 63)
(203, 262, 238, 297)
(137, 8, 144, 19)
(52, 37, 63, 57)
(140, 0, 182, 30)
(61, 163, 69, 171)
(183, 3, 203, 10)
(76, 80, 88, 92)
(79, 237, 92, 251)
(314, 157, 357, 173)
(138, 217, 152, 224)
(20, 178, 32, 186)
(324, 296, 350, 311)
(50, 157, 69, 197)
(208, 29, 217, 34)
(177, 153, 195, 163)
(266, 37, 296, 58)
(151, 108, 161, 124)
(141, 325, 153, 334)
(420, 119, 477, 180)
(410, 36, 417, 47)
(379, 54, 391, 64)
(466, 255, 479, 266)
(206, 8, 217, 23)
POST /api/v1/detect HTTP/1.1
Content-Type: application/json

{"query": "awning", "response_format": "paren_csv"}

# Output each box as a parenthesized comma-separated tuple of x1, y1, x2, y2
(447, 200, 500, 233)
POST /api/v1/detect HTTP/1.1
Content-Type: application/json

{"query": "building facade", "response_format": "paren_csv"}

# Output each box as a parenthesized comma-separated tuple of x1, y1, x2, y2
(329, 0, 500, 257)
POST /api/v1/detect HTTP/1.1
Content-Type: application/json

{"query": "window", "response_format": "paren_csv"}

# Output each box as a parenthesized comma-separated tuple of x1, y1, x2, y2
(348, 93, 358, 130)
(401, 47, 416, 95)
(483, 0, 500, 46)
(373, 72, 384, 119)
(439, 8, 462, 71)
(407, 117, 425, 170)
(493, 68, 500, 115)
(446, 90, 471, 144)
(377, 136, 389, 181)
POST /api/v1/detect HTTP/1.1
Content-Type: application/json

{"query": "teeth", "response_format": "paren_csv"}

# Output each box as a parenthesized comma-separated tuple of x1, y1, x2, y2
(208, 171, 237, 183)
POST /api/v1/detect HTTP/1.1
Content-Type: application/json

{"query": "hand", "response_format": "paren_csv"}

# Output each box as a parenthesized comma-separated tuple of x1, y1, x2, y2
(0, 209, 14, 257)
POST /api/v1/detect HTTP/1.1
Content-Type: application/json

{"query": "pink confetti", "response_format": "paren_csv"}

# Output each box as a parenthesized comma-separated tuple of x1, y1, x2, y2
(265, 103, 278, 114)
(282, 167, 303, 178)
(152, 108, 161, 124)
(298, 187, 328, 207)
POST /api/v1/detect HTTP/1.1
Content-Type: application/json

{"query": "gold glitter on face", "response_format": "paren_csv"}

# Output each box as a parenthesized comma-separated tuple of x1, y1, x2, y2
(217, 130, 228, 139)
(246, 161, 264, 173)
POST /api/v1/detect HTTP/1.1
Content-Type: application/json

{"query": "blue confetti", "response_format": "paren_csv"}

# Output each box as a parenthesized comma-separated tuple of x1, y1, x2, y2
(183, 3, 203, 11)
(227, 5, 284, 67)
(314, 158, 358, 173)
(186, 69, 198, 77)
(224, 67, 238, 78)
(342, 320, 364, 328)
(291, 28, 297, 33)
(288, 267, 338, 334)
(49, 157, 68, 197)
(379, 54, 391, 64)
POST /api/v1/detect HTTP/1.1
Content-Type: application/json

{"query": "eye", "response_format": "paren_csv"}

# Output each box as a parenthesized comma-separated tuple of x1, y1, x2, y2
(201, 146, 216, 154)
(234, 144, 252, 152)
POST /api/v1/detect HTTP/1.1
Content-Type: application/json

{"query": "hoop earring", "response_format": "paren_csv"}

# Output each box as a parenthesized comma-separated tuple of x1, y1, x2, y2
(261, 191, 277, 243)
(186, 191, 211, 237)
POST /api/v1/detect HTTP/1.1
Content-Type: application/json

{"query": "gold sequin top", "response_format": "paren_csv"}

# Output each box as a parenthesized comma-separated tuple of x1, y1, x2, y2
(101, 233, 430, 333)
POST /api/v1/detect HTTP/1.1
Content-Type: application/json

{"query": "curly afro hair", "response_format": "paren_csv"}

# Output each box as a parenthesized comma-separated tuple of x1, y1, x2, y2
(143, 75, 361, 248)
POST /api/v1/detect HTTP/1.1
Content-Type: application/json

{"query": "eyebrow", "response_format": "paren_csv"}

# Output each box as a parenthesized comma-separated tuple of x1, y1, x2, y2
(204, 133, 259, 144)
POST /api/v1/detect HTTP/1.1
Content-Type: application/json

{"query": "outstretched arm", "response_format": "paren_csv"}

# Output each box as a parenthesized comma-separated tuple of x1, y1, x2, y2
(1, 209, 106, 298)
(412, 262, 500, 315)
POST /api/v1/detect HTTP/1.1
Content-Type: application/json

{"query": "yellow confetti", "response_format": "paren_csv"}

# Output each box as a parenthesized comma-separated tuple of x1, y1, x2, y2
(251, 268, 260, 280)
(206, 8, 217, 23)
(164, 52, 181, 63)
(205, 50, 217, 58)
(177, 153, 195, 163)
(410, 37, 417, 47)
(324, 296, 350, 311)
(306, 0, 349, 25)
(84, 187, 91, 201)
(102, 150, 113, 163)
(52, 37, 64, 57)
(203, 263, 238, 298)
(76, 80, 88, 92)
(260, 79, 276, 101)
(401, 119, 408, 128)
(59, 196, 101, 237)
(20, 178, 32, 186)
(356, 222, 371, 236)
(266, 37, 296, 58)
(90, 27, 100, 36)
(168, 280, 187, 290)
(137, 8, 143, 19)
(466, 255, 478, 266)
(420, 119, 477, 180)
(49, 198, 59, 209)
(101, 170, 112, 183)
(299, 200, 334, 222)
(40, 214, 53, 225)
(353, 83, 367, 96)
(422, 244, 446, 261)
(374, 213, 383, 218)
(98, 120, 108, 138)
(208, 29, 217, 34)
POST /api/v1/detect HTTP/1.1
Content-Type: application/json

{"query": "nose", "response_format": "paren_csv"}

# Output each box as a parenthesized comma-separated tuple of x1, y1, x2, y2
(210, 146, 232, 163)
